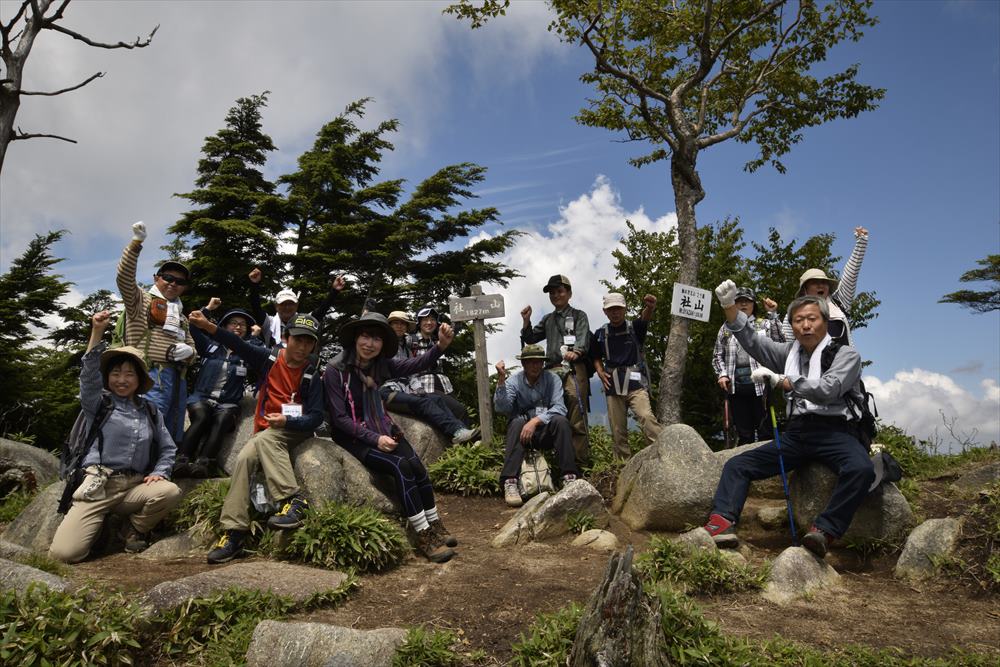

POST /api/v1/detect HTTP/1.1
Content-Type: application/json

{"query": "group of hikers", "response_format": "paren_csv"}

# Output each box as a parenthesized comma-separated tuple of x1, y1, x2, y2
(49, 220, 873, 566)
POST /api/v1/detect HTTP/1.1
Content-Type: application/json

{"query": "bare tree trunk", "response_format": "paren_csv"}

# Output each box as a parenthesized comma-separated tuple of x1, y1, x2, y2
(570, 547, 669, 666)
(655, 152, 704, 424)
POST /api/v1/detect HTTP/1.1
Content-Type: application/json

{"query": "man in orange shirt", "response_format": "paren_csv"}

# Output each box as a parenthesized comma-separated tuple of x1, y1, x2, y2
(188, 310, 325, 564)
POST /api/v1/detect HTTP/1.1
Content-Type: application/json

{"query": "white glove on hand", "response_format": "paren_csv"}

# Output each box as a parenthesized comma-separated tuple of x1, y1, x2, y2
(715, 280, 738, 308)
(132, 221, 147, 242)
(751, 367, 783, 388)
(167, 343, 194, 362)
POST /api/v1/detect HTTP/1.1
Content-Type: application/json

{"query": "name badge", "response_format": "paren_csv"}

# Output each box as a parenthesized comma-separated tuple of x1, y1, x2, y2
(535, 406, 547, 417)
(563, 335, 576, 346)
(630, 371, 642, 382)
(236, 366, 247, 377)
(281, 403, 302, 418)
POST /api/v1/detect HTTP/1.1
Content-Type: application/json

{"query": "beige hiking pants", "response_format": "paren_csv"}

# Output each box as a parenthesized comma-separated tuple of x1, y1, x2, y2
(220, 427, 308, 531)
(606, 388, 662, 460)
(562, 362, 591, 465)
(48, 473, 182, 564)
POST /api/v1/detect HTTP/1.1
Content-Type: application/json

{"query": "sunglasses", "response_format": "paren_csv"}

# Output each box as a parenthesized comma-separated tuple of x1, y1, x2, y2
(157, 273, 190, 287)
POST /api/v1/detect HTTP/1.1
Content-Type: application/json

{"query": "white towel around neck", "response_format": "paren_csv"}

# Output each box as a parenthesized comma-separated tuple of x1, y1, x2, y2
(783, 332, 832, 412)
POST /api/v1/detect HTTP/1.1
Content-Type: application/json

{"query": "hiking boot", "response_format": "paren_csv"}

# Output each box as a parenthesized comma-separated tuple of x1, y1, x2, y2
(187, 458, 213, 479)
(123, 526, 150, 554)
(207, 530, 247, 564)
(268, 496, 309, 530)
(451, 426, 480, 445)
(415, 527, 455, 563)
(802, 525, 831, 558)
(504, 480, 523, 507)
(562, 473, 578, 485)
(703, 513, 739, 549)
(429, 518, 458, 548)
(172, 455, 190, 478)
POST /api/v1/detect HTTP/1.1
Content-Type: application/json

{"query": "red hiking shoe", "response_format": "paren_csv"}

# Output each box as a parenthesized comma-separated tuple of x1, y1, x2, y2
(703, 513, 739, 549)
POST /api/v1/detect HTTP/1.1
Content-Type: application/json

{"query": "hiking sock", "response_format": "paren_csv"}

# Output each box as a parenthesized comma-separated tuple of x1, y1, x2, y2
(407, 511, 430, 533)
(424, 506, 440, 523)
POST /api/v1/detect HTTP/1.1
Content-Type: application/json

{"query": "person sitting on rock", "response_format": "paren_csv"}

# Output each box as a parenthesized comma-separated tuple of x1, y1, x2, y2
(174, 299, 261, 478)
(49, 311, 181, 562)
(494, 344, 579, 508)
(247, 267, 346, 348)
(190, 311, 325, 565)
(324, 312, 459, 564)
(380, 310, 478, 445)
(591, 292, 662, 460)
(711, 287, 784, 446)
(520, 274, 592, 465)
(703, 281, 875, 558)
(781, 226, 869, 347)
(404, 305, 473, 427)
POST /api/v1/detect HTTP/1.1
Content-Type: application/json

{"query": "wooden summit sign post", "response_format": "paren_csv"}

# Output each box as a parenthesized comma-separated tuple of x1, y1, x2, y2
(448, 286, 505, 445)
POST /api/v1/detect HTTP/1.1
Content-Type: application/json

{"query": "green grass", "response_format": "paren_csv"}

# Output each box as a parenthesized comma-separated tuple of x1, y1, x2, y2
(392, 626, 463, 667)
(282, 501, 409, 573)
(637, 536, 769, 595)
(0, 489, 36, 523)
(427, 442, 504, 496)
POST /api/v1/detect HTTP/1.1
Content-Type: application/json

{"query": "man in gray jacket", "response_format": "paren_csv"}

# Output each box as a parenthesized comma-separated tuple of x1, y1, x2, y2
(702, 281, 875, 558)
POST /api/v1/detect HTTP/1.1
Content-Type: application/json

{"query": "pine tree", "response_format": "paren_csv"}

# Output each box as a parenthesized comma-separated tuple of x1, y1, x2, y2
(169, 92, 286, 310)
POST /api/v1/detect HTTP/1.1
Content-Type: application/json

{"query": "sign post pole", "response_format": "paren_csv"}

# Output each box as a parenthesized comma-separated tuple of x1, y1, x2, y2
(448, 286, 505, 446)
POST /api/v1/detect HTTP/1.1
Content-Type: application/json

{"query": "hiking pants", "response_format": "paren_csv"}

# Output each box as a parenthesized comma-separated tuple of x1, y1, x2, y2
(220, 427, 308, 531)
(711, 421, 875, 538)
(146, 365, 187, 444)
(180, 401, 239, 462)
(363, 438, 435, 517)
(380, 388, 466, 437)
(500, 415, 578, 481)
(606, 388, 662, 459)
(731, 387, 767, 445)
(562, 362, 590, 464)
(49, 473, 181, 563)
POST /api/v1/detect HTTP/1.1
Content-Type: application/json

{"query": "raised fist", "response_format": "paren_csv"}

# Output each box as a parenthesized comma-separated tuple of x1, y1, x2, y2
(131, 221, 147, 242)
(643, 294, 657, 307)
(206, 297, 222, 311)
(248, 268, 262, 284)
(715, 280, 738, 308)
(520, 305, 532, 322)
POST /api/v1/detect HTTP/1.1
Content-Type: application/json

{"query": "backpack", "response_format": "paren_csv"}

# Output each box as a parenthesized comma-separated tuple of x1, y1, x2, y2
(518, 450, 555, 498)
(58, 395, 160, 514)
(819, 342, 878, 449)
(598, 321, 650, 393)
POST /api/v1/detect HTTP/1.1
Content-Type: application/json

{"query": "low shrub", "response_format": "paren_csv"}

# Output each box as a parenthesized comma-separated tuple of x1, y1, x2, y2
(14, 552, 70, 577)
(566, 510, 596, 535)
(283, 501, 409, 573)
(169, 478, 232, 539)
(638, 537, 768, 595)
(0, 488, 35, 524)
(428, 442, 504, 496)
(510, 602, 583, 667)
(392, 626, 462, 667)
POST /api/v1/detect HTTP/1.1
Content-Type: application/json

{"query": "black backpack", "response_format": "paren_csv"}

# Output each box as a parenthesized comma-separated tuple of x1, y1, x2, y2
(58, 395, 159, 514)
(820, 342, 878, 449)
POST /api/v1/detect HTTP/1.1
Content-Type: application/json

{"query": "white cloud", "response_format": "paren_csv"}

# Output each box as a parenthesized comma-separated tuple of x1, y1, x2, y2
(475, 175, 676, 365)
(866, 368, 1000, 451)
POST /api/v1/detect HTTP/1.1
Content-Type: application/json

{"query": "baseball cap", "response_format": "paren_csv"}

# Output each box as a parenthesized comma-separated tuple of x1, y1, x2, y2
(542, 274, 572, 293)
(286, 313, 319, 340)
(602, 293, 626, 309)
(275, 288, 299, 305)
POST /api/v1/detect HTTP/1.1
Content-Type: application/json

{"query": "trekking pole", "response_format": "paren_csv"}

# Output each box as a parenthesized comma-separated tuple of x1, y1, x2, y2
(722, 392, 733, 449)
(769, 399, 798, 545)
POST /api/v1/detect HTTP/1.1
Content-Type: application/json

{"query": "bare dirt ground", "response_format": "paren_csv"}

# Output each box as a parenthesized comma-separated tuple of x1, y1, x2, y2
(63, 468, 1000, 664)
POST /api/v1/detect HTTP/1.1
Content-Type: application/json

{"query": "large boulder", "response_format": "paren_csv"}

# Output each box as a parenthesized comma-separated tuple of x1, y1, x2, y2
(493, 480, 608, 548)
(952, 462, 1000, 494)
(790, 465, 915, 543)
(293, 438, 396, 514)
(388, 412, 448, 465)
(142, 561, 350, 614)
(894, 517, 963, 580)
(612, 424, 723, 531)
(139, 530, 208, 559)
(0, 438, 60, 488)
(0, 557, 69, 595)
(763, 546, 841, 604)
(245, 621, 406, 667)
(1, 481, 64, 552)
(217, 395, 260, 475)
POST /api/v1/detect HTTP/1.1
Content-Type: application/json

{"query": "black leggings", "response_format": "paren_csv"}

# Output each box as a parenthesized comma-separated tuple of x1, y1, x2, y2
(363, 438, 435, 517)
(179, 401, 239, 461)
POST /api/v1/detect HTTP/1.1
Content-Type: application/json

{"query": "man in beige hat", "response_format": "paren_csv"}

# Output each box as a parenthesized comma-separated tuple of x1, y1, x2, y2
(494, 344, 578, 507)
(592, 292, 662, 459)
(247, 267, 346, 348)
(520, 274, 592, 464)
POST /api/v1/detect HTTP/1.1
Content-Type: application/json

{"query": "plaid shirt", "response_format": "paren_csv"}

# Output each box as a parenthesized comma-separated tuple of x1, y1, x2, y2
(712, 314, 784, 397)
(405, 333, 453, 395)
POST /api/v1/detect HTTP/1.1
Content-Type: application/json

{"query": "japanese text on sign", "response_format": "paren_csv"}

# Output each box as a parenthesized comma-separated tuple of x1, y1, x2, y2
(670, 283, 711, 323)
(447, 294, 505, 322)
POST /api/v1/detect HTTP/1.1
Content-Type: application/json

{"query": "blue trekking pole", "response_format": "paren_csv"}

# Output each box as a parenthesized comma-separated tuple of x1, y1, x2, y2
(769, 401, 798, 545)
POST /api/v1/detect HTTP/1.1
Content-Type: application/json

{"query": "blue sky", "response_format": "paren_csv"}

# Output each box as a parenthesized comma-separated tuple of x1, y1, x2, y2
(1, 1, 997, 447)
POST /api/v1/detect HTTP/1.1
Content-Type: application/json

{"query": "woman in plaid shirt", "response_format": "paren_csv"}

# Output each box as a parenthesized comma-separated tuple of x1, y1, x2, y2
(712, 288, 784, 445)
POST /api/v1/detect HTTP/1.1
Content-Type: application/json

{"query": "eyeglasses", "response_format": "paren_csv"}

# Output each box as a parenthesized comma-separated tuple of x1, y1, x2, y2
(158, 273, 190, 287)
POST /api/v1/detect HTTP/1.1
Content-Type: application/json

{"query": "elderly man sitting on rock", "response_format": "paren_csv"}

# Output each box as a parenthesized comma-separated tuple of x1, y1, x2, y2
(494, 344, 580, 508)
(703, 281, 875, 558)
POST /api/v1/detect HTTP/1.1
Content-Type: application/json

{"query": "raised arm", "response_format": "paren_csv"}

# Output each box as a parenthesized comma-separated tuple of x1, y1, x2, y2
(831, 227, 868, 311)
(116, 222, 147, 320)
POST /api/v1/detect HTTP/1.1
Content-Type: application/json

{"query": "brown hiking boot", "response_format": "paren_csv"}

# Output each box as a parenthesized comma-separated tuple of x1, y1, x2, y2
(415, 527, 455, 563)
(429, 518, 458, 548)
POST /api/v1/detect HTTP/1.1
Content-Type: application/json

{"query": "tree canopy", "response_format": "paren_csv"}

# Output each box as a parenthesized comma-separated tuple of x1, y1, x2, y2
(939, 254, 1000, 314)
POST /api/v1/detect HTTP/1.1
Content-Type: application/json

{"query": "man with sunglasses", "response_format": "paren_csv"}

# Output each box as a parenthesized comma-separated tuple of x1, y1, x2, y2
(117, 221, 198, 443)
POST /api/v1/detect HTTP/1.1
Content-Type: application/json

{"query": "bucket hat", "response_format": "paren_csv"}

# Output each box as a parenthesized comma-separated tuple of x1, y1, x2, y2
(797, 269, 837, 295)
(516, 344, 547, 360)
(100, 346, 154, 393)
(338, 312, 397, 358)
(219, 309, 257, 329)
(387, 310, 416, 332)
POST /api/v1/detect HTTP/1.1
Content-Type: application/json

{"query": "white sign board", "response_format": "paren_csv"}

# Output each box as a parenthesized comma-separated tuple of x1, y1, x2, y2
(670, 283, 711, 322)
(448, 293, 505, 322)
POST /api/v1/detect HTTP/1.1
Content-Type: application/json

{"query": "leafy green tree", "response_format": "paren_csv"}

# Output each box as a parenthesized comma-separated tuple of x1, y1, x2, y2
(0, 231, 71, 441)
(448, 0, 884, 424)
(939, 254, 1000, 314)
(168, 92, 287, 310)
(50, 289, 120, 355)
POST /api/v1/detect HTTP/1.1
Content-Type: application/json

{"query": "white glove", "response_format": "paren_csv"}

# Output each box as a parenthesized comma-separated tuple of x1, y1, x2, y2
(167, 343, 194, 362)
(715, 280, 738, 308)
(132, 221, 147, 242)
(751, 367, 784, 388)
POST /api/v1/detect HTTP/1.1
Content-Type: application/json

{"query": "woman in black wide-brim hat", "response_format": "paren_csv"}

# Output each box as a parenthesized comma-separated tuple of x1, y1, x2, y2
(323, 312, 459, 563)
